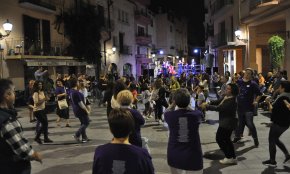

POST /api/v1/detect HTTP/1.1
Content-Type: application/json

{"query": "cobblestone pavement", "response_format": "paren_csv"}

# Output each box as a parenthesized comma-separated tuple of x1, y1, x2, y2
(15, 100, 290, 174)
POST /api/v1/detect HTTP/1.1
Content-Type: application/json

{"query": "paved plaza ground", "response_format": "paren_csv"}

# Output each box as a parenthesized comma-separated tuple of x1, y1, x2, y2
(16, 99, 290, 174)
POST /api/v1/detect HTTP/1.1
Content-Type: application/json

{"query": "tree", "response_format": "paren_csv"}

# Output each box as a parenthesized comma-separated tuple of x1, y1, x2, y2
(54, 0, 104, 79)
(268, 35, 285, 71)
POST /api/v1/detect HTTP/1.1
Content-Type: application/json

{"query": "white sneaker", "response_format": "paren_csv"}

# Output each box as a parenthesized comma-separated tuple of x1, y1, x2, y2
(219, 158, 237, 165)
(158, 120, 163, 125)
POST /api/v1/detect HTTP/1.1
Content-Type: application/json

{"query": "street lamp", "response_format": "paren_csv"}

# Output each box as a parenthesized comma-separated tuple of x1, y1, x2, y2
(112, 46, 116, 54)
(0, 19, 13, 40)
(235, 29, 248, 43)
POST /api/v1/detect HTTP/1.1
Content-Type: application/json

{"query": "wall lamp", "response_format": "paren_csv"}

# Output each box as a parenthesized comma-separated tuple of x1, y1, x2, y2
(235, 29, 248, 43)
(0, 19, 13, 40)
(112, 46, 116, 54)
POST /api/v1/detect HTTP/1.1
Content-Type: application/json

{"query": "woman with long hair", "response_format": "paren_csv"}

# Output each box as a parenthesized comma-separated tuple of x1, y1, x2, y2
(33, 80, 53, 144)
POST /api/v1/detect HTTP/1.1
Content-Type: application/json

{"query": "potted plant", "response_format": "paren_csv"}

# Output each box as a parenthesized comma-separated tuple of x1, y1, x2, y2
(268, 35, 285, 71)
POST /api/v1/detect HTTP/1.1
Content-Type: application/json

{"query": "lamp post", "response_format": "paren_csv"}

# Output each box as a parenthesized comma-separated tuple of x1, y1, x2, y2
(0, 19, 13, 40)
(235, 29, 248, 43)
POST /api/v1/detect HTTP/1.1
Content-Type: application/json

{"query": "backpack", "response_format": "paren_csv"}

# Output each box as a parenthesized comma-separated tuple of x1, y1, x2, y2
(151, 89, 159, 101)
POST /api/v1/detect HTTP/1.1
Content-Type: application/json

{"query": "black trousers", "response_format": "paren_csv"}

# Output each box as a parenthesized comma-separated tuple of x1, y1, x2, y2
(34, 110, 48, 139)
(216, 126, 236, 159)
(268, 123, 290, 161)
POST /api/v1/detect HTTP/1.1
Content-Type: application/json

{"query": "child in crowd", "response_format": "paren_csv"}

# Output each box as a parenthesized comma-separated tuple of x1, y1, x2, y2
(142, 83, 153, 119)
(196, 85, 206, 122)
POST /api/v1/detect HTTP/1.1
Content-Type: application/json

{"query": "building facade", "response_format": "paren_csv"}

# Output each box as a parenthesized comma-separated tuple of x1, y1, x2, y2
(0, 0, 87, 90)
(0, 0, 188, 90)
(205, 0, 290, 75)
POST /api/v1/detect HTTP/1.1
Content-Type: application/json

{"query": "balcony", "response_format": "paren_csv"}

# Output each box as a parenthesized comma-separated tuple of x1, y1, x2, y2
(213, 31, 228, 48)
(4, 38, 71, 59)
(120, 45, 132, 55)
(250, 0, 279, 14)
(136, 34, 152, 46)
(212, 0, 233, 15)
(135, 10, 151, 25)
(19, 0, 57, 14)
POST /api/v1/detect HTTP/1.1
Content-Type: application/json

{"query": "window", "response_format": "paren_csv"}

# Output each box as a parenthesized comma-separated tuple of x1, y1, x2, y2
(137, 25, 145, 36)
(23, 15, 51, 55)
(118, 9, 129, 24)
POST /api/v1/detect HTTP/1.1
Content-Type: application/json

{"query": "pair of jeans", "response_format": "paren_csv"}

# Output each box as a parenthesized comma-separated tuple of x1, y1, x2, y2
(34, 110, 48, 139)
(75, 115, 90, 139)
(235, 111, 258, 139)
(268, 123, 290, 161)
(216, 127, 236, 159)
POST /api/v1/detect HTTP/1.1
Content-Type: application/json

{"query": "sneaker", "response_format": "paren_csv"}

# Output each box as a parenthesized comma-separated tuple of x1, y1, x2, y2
(81, 138, 90, 143)
(254, 138, 259, 147)
(158, 120, 163, 125)
(219, 158, 237, 165)
(34, 138, 42, 144)
(262, 160, 277, 167)
(43, 138, 53, 143)
(232, 137, 241, 143)
(73, 135, 80, 142)
(283, 155, 290, 164)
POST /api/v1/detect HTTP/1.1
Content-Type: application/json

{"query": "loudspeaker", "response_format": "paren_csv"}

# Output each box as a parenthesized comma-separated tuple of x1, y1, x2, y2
(143, 69, 154, 77)
(213, 67, 218, 73)
(206, 67, 212, 75)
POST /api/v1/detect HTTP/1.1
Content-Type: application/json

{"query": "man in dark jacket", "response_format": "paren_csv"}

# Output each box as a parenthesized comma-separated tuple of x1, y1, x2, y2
(0, 79, 42, 174)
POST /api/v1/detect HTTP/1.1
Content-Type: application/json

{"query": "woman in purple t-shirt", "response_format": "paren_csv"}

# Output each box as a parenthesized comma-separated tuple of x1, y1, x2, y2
(165, 88, 203, 173)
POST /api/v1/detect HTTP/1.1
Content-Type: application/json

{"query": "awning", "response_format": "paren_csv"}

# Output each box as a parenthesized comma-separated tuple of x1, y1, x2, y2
(24, 59, 87, 66)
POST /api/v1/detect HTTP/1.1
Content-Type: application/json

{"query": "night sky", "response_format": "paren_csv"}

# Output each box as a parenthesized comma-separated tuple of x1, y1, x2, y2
(149, 0, 205, 47)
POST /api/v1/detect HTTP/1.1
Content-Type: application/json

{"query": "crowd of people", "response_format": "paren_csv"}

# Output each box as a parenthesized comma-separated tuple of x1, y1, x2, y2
(1, 66, 290, 173)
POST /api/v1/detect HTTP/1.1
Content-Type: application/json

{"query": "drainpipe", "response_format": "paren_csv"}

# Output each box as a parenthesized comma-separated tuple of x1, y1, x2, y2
(103, 0, 113, 66)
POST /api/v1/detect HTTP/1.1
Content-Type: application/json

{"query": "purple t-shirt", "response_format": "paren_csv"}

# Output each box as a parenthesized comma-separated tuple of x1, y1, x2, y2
(127, 109, 145, 147)
(164, 109, 203, 171)
(237, 79, 262, 112)
(93, 143, 154, 174)
(55, 86, 66, 100)
(70, 89, 87, 117)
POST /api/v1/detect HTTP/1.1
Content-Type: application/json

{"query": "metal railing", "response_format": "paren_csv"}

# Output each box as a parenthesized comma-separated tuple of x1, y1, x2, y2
(19, 0, 56, 11)
(5, 38, 66, 56)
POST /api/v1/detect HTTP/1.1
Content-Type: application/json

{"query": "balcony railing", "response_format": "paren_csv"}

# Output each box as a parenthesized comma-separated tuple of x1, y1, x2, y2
(250, 0, 279, 10)
(135, 10, 151, 25)
(19, 0, 56, 12)
(136, 33, 152, 46)
(212, 0, 233, 14)
(5, 38, 66, 56)
(213, 30, 228, 47)
(120, 45, 132, 55)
